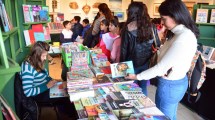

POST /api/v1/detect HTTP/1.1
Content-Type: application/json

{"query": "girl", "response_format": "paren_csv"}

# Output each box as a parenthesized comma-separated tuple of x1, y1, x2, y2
(111, 22, 124, 63)
(120, 2, 154, 96)
(126, 0, 199, 119)
(95, 19, 109, 48)
(99, 17, 119, 60)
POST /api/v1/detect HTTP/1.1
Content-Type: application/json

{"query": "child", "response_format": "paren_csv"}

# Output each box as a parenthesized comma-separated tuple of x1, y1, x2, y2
(60, 20, 73, 44)
(81, 19, 90, 38)
(98, 17, 119, 60)
(95, 19, 109, 48)
(111, 22, 124, 63)
(71, 16, 83, 41)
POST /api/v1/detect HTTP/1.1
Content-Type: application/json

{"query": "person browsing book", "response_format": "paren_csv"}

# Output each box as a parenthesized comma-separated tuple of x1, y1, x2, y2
(20, 41, 76, 117)
(81, 18, 90, 38)
(125, 0, 199, 119)
(120, 2, 155, 96)
(60, 20, 73, 44)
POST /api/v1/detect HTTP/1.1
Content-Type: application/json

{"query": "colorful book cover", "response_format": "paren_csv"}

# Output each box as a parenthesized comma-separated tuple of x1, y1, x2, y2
(28, 30, 35, 44)
(22, 5, 31, 23)
(196, 9, 208, 23)
(0, 2, 9, 32)
(85, 106, 98, 117)
(72, 52, 88, 66)
(49, 82, 69, 98)
(110, 61, 135, 78)
(81, 98, 92, 107)
(43, 26, 51, 40)
(92, 75, 112, 87)
(138, 97, 156, 108)
(210, 9, 215, 23)
(32, 5, 41, 22)
(100, 66, 112, 74)
(121, 91, 146, 99)
(23, 30, 31, 46)
(34, 32, 45, 41)
(67, 68, 94, 80)
(113, 83, 142, 91)
(0, 95, 16, 120)
(39, 10, 48, 21)
(32, 24, 44, 32)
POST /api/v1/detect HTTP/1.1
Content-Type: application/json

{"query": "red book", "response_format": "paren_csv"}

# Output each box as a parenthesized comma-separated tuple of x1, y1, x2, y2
(28, 30, 35, 44)
(32, 24, 43, 32)
(100, 66, 112, 74)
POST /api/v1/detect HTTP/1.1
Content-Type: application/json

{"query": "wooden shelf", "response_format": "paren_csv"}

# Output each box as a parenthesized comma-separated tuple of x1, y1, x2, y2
(23, 21, 49, 29)
(0, 57, 20, 75)
(2, 27, 19, 41)
(196, 23, 215, 26)
(23, 21, 49, 25)
(25, 40, 51, 48)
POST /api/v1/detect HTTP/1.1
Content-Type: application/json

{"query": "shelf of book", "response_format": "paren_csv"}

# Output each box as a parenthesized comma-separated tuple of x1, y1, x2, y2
(2, 27, 19, 41)
(25, 40, 51, 48)
(196, 23, 215, 26)
(23, 21, 49, 29)
(198, 37, 215, 47)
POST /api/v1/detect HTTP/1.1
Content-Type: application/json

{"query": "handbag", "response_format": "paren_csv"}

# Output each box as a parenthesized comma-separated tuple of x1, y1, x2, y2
(149, 27, 160, 68)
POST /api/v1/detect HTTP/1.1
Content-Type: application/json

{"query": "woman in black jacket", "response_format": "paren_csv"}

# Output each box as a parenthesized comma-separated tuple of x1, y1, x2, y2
(120, 2, 154, 96)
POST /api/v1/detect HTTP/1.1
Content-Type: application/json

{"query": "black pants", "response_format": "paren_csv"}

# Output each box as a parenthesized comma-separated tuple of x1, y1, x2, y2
(32, 89, 78, 118)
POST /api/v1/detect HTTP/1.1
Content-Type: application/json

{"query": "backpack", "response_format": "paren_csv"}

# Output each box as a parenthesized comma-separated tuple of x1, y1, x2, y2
(187, 44, 206, 103)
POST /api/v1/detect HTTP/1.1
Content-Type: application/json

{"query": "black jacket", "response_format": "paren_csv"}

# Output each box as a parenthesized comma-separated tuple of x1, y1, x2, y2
(14, 72, 38, 120)
(72, 23, 83, 41)
(120, 28, 155, 68)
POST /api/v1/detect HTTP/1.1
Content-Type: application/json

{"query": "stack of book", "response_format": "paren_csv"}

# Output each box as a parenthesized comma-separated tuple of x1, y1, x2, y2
(22, 5, 49, 23)
(48, 22, 64, 34)
(23, 24, 51, 46)
(90, 49, 110, 67)
(73, 83, 168, 120)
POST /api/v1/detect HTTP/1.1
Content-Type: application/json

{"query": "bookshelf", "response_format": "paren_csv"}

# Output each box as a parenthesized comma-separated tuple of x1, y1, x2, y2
(193, 4, 215, 47)
(23, 21, 49, 29)
(0, 0, 47, 118)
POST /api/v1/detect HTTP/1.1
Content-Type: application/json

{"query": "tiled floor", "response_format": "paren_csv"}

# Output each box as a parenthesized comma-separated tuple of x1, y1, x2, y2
(44, 56, 205, 120)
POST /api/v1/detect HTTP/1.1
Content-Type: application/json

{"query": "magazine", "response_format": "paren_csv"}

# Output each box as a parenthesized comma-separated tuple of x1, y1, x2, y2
(0, 95, 16, 120)
(110, 61, 135, 78)
(49, 82, 69, 98)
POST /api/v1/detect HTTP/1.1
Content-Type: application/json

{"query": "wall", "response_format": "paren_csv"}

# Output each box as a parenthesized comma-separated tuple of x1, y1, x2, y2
(46, 0, 214, 22)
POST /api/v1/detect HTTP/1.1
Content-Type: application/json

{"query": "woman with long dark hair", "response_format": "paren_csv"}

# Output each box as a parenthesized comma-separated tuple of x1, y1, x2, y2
(120, 2, 154, 96)
(126, 0, 199, 119)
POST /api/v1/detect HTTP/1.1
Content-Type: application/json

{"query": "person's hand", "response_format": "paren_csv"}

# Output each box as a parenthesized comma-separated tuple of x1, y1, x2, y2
(46, 80, 57, 88)
(125, 74, 137, 80)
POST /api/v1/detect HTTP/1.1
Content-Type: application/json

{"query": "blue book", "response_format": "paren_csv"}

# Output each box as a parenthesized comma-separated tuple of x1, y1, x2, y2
(34, 32, 45, 41)
(0, 1, 9, 32)
(39, 10, 48, 21)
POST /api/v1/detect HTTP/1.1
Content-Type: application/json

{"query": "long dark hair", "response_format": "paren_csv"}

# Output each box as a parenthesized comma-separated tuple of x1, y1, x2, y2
(159, 0, 199, 38)
(124, 2, 153, 42)
(26, 41, 50, 72)
(98, 3, 113, 21)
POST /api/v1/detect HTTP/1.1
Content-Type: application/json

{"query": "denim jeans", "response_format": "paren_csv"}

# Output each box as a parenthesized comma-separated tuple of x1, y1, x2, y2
(155, 76, 188, 120)
(134, 62, 149, 96)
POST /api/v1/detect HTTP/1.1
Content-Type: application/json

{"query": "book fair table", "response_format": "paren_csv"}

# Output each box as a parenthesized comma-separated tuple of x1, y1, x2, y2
(59, 43, 169, 120)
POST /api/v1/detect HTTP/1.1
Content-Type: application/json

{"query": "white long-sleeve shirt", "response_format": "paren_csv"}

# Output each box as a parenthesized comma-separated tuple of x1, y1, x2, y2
(137, 24, 197, 80)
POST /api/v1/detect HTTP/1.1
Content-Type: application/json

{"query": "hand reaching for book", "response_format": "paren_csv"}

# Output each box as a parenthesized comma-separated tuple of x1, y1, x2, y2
(47, 80, 57, 88)
(125, 73, 137, 80)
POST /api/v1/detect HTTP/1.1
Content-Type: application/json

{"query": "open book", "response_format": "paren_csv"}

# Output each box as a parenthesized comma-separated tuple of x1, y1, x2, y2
(50, 82, 69, 98)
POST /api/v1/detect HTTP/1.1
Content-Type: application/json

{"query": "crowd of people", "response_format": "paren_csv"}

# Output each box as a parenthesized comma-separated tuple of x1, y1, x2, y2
(20, 0, 199, 119)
